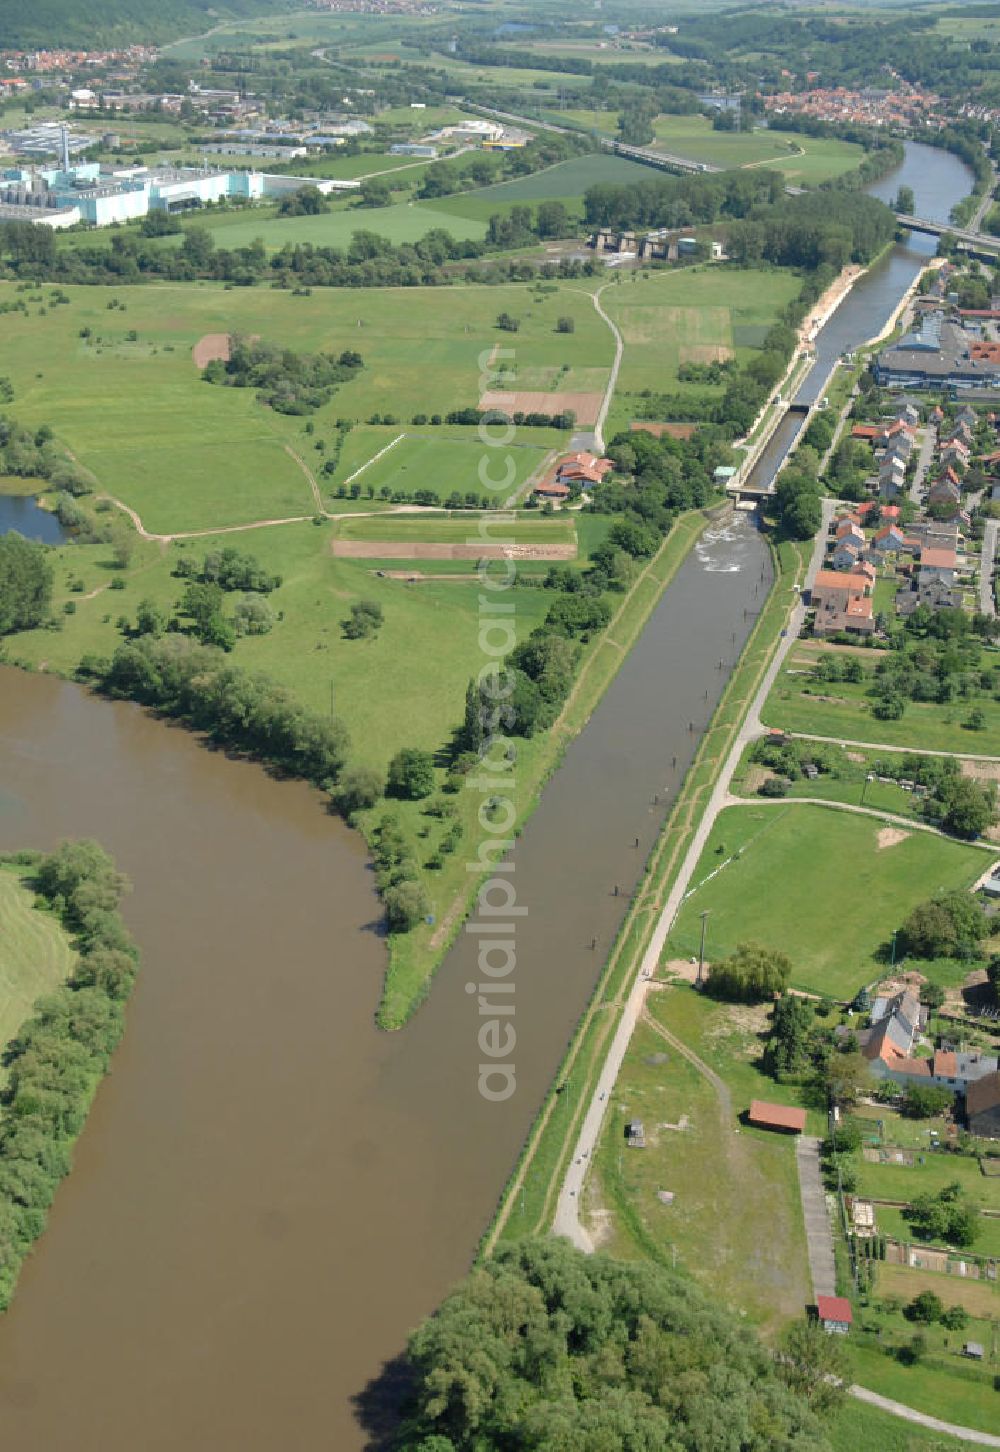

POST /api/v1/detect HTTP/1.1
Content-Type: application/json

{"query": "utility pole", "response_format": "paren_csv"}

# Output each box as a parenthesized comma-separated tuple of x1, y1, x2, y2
(890, 929, 897, 970)
(697, 910, 710, 987)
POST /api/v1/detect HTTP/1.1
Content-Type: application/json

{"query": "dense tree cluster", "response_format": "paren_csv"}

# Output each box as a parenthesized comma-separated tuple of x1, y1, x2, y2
(904, 1182, 979, 1248)
(82, 635, 350, 787)
(400, 1238, 831, 1451)
(0, 841, 138, 1309)
(174, 546, 281, 594)
(0, 533, 53, 636)
(202, 335, 363, 415)
(898, 891, 989, 962)
(706, 942, 792, 1003)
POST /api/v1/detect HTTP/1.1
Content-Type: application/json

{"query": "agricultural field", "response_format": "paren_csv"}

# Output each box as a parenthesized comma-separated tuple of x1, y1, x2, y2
(599, 265, 802, 436)
(665, 803, 985, 1000)
(590, 985, 813, 1332)
(0, 278, 609, 533)
(762, 642, 1000, 755)
(0, 864, 76, 1058)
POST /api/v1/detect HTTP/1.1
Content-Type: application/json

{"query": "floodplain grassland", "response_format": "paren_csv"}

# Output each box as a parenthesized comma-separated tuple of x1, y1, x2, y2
(666, 803, 985, 999)
(0, 865, 76, 1060)
(761, 641, 1000, 755)
(0, 278, 609, 532)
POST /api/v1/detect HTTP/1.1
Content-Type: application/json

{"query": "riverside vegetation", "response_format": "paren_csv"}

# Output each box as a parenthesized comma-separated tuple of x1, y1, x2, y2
(0, 841, 138, 1310)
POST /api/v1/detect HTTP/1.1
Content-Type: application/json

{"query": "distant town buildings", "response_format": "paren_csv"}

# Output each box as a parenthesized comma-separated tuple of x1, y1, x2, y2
(764, 82, 944, 131)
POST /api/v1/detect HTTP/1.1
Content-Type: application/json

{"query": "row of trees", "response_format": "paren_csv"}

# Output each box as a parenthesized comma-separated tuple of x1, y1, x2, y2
(82, 635, 350, 787)
(0, 841, 138, 1309)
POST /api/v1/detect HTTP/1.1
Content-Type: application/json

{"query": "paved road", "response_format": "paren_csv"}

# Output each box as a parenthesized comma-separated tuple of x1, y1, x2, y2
(980, 517, 998, 618)
(796, 1136, 837, 1300)
(909, 424, 936, 505)
(848, 1385, 1000, 1448)
(552, 500, 836, 1250)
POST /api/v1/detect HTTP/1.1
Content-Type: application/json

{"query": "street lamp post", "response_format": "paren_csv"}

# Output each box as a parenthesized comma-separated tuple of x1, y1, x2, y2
(697, 910, 710, 988)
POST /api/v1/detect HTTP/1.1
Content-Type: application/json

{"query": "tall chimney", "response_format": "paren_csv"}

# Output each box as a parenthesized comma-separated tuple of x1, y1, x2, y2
(60, 123, 70, 172)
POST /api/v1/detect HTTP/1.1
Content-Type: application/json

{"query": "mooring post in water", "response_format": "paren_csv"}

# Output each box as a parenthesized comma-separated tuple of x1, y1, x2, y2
(591, 937, 597, 950)
(672, 755, 677, 769)
(634, 836, 639, 848)
(614, 884, 619, 897)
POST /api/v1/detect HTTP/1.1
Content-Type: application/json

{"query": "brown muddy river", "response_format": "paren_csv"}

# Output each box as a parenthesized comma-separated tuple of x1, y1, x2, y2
(0, 516, 770, 1449)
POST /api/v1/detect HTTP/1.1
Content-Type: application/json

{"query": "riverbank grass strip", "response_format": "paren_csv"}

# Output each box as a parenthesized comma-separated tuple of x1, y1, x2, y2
(376, 509, 713, 1029)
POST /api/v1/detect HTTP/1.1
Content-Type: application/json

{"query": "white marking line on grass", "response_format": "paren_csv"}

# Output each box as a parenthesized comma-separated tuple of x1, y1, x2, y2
(343, 432, 406, 486)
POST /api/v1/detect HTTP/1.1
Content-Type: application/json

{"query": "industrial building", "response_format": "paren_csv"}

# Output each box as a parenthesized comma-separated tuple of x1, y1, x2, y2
(0, 145, 359, 229)
(874, 313, 1000, 391)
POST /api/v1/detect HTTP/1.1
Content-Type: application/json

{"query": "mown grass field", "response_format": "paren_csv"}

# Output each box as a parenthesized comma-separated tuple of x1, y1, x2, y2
(599, 265, 802, 436)
(333, 434, 552, 503)
(666, 803, 984, 999)
(0, 865, 75, 1058)
(762, 643, 1000, 756)
(592, 985, 813, 1333)
(0, 279, 609, 531)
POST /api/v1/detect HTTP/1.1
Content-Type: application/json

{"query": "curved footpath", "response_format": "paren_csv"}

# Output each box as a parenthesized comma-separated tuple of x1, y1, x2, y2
(847, 1385, 1000, 1448)
(590, 284, 625, 456)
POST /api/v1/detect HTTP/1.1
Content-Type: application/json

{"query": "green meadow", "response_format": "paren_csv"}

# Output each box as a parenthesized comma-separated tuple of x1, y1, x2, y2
(599, 265, 802, 436)
(423, 154, 656, 224)
(666, 803, 984, 999)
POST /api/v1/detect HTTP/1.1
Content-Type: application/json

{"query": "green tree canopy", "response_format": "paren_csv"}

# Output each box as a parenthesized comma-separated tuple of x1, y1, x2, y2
(706, 941, 792, 1002)
(0, 533, 53, 635)
(402, 1238, 830, 1451)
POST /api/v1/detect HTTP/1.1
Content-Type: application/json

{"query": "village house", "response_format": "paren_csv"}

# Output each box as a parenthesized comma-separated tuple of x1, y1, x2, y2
(555, 452, 613, 487)
(810, 568, 875, 637)
(918, 546, 958, 588)
(878, 456, 907, 500)
(896, 577, 964, 616)
(869, 524, 910, 559)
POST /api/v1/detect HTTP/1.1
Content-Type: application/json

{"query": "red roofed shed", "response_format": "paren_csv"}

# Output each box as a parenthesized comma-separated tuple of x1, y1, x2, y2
(748, 1100, 807, 1133)
(816, 1296, 854, 1334)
